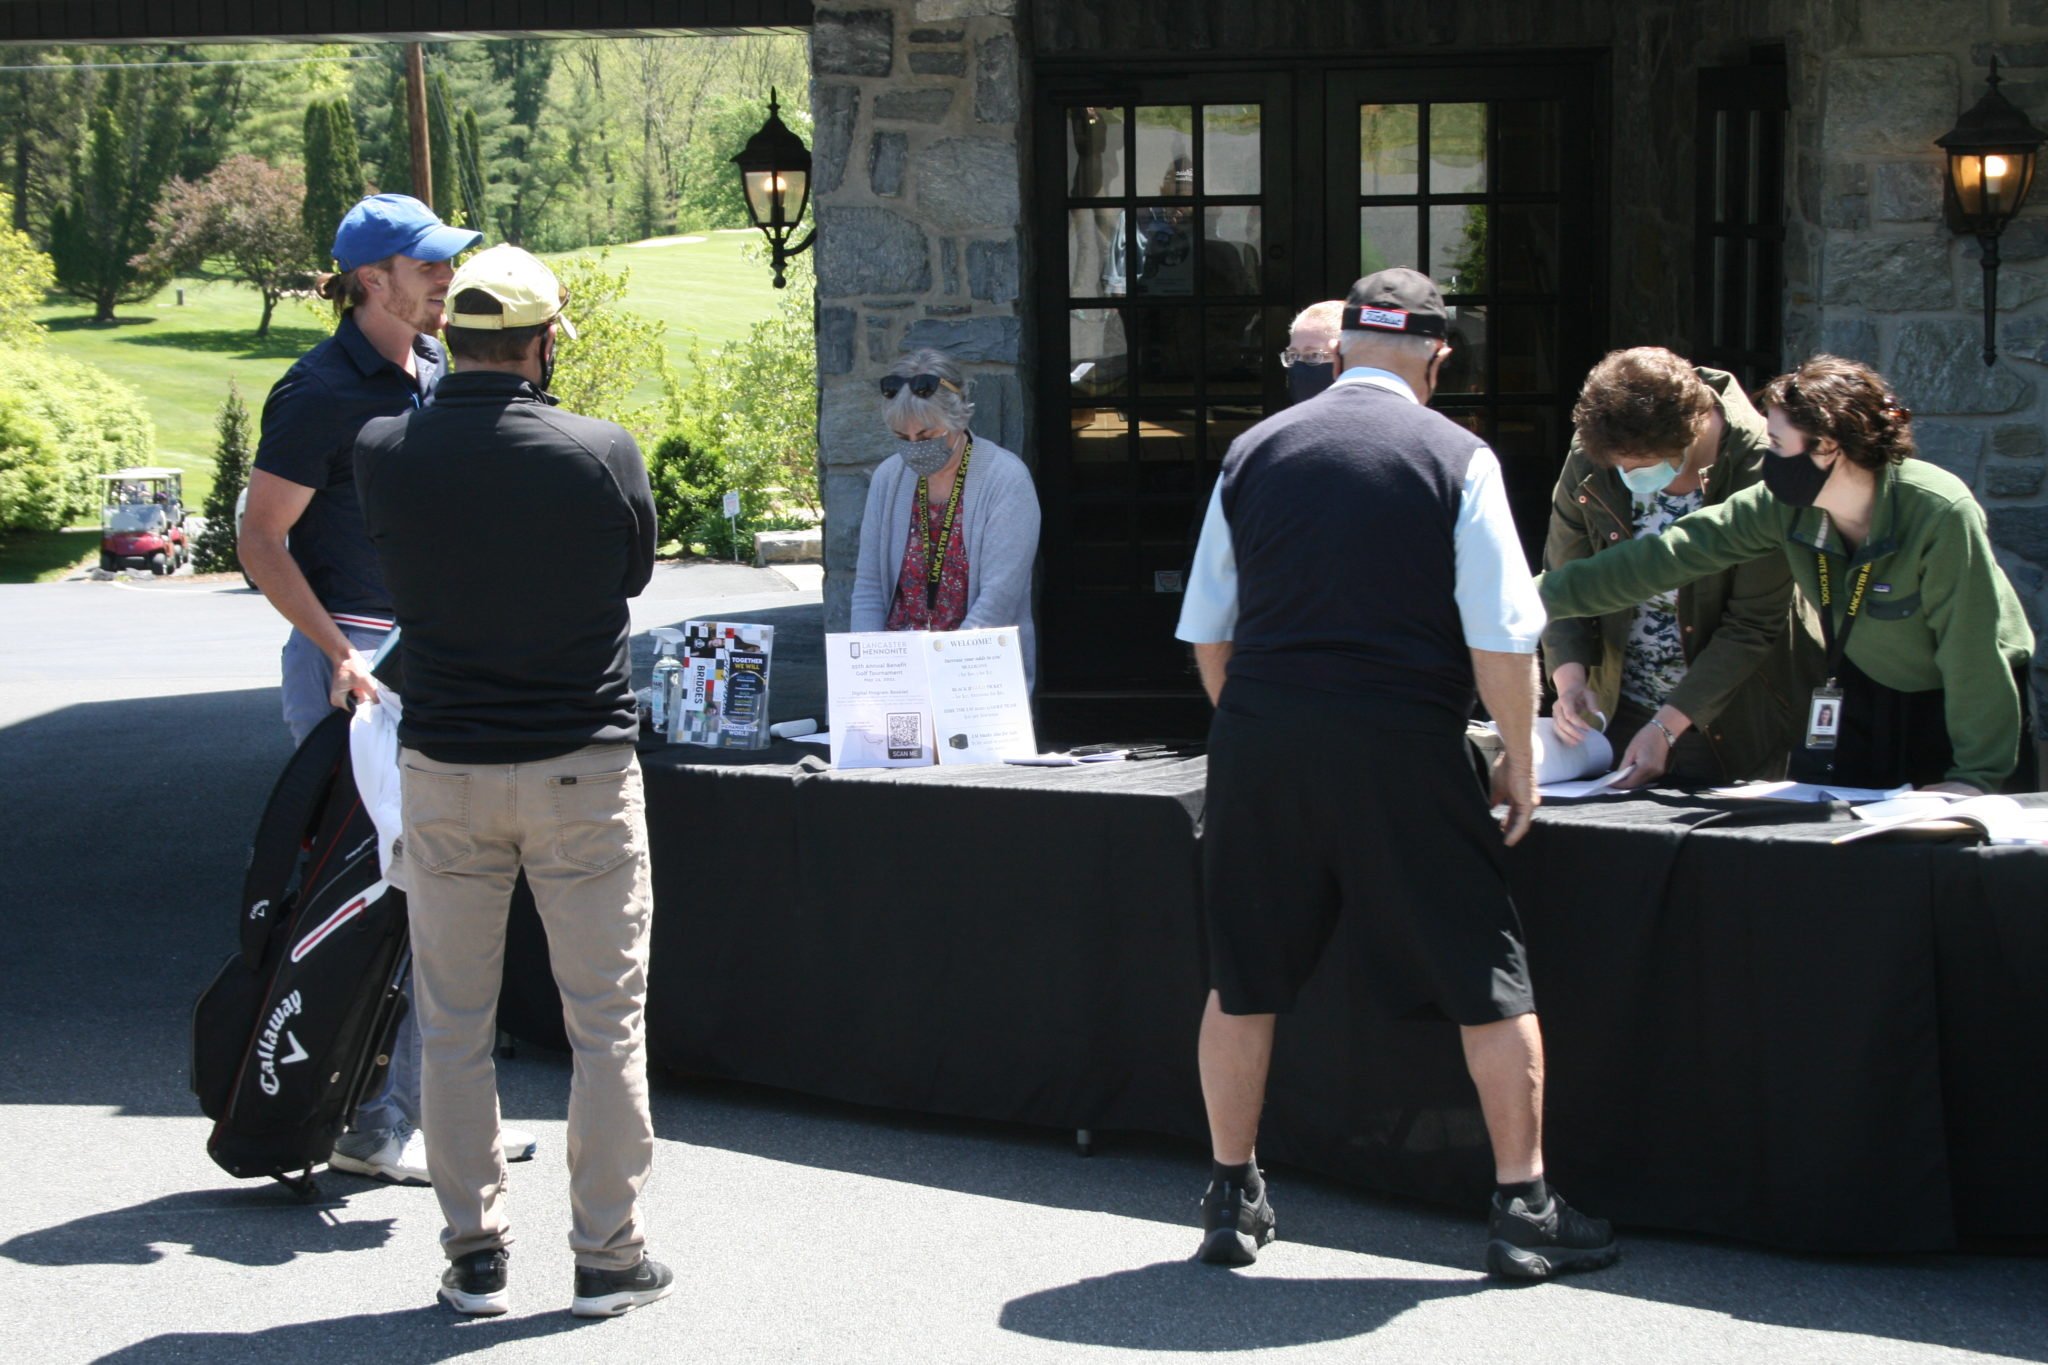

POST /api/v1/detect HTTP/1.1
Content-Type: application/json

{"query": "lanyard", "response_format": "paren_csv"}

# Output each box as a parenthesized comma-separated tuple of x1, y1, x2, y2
(1815, 550, 1874, 684)
(912, 435, 971, 610)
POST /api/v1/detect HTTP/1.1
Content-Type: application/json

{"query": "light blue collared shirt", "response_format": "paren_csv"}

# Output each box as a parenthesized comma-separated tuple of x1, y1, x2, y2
(1175, 367, 1545, 654)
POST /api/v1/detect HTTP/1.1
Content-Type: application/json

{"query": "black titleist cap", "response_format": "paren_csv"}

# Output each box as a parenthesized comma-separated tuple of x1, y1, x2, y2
(1341, 268, 1449, 337)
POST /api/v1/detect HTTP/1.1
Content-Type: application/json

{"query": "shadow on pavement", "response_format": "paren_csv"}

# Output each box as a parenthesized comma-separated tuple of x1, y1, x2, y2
(97, 1305, 590, 1364)
(999, 1262, 1484, 1350)
(0, 1188, 394, 1268)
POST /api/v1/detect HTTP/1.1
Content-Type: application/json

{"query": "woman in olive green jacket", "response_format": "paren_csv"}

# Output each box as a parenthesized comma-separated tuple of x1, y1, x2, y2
(1542, 349, 1819, 786)
(1542, 355, 2034, 795)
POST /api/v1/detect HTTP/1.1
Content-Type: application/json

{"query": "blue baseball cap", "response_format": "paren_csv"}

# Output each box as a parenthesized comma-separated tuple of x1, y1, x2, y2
(330, 194, 483, 271)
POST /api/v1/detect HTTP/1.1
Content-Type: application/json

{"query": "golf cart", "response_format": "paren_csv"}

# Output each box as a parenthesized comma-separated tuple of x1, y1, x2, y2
(98, 468, 189, 575)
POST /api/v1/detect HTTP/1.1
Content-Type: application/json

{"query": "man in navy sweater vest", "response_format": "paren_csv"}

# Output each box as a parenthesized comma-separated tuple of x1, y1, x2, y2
(1175, 269, 1619, 1281)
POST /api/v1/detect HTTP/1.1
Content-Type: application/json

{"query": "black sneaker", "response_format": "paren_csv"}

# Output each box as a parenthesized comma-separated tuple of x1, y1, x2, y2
(439, 1248, 510, 1316)
(1194, 1174, 1278, 1266)
(571, 1256, 675, 1318)
(1486, 1189, 1619, 1281)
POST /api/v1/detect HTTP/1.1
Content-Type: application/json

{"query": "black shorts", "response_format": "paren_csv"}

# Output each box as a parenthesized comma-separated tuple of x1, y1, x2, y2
(1201, 676, 1536, 1025)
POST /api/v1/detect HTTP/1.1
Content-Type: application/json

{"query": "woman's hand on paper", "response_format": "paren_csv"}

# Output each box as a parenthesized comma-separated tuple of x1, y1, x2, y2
(1549, 663, 1596, 745)
(1614, 705, 1688, 790)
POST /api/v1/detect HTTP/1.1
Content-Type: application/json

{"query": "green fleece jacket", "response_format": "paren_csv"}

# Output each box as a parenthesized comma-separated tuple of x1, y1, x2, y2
(1538, 458, 2034, 792)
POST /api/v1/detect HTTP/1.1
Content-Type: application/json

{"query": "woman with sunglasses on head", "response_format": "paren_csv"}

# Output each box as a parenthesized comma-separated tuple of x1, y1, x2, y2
(1541, 354, 2035, 795)
(850, 349, 1043, 686)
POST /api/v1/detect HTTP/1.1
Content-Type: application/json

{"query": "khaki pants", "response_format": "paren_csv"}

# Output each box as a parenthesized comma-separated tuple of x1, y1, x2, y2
(399, 742, 654, 1271)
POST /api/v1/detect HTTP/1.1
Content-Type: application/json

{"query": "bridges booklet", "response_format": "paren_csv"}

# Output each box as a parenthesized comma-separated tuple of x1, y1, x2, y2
(825, 628, 1035, 769)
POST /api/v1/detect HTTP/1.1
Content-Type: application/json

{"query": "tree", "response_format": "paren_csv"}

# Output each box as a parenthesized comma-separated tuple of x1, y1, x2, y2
(456, 106, 488, 235)
(192, 381, 250, 572)
(427, 71, 460, 224)
(0, 191, 54, 346)
(302, 96, 363, 261)
(489, 40, 557, 245)
(47, 70, 186, 322)
(138, 155, 310, 338)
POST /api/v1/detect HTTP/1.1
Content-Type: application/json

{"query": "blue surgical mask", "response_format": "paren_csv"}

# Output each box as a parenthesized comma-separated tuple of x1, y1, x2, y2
(1618, 458, 1681, 498)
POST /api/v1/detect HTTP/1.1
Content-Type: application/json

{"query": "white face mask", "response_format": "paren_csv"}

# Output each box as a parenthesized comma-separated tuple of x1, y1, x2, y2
(899, 435, 953, 476)
(1618, 458, 1681, 498)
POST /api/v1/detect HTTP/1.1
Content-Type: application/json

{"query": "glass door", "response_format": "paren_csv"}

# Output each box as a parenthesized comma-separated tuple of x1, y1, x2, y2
(1326, 66, 1605, 557)
(1035, 72, 1294, 702)
(1031, 60, 1605, 712)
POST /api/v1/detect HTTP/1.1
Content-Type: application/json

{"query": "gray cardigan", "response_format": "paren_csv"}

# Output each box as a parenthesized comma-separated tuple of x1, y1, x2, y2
(850, 433, 1041, 688)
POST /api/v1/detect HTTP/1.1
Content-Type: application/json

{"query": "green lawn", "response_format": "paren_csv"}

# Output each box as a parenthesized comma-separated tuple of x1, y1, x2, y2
(28, 230, 784, 509)
(0, 528, 101, 584)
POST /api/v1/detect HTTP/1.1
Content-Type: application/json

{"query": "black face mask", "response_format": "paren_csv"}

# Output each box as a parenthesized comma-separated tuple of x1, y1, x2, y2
(1762, 446, 1833, 506)
(538, 333, 557, 396)
(1286, 363, 1334, 404)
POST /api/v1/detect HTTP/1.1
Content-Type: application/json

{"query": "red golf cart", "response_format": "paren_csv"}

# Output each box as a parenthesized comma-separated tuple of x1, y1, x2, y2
(98, 468, 189, 575)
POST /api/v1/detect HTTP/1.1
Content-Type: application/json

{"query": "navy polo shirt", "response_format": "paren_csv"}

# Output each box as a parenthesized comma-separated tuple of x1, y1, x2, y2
(253, 311, 445, 619)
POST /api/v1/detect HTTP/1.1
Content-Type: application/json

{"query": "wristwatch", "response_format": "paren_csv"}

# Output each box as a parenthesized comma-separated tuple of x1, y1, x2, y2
(1649, 717, 1678, 750)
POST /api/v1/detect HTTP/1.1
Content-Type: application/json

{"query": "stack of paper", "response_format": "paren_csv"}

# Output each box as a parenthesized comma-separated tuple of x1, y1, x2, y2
(1834, 794, 2048, 845)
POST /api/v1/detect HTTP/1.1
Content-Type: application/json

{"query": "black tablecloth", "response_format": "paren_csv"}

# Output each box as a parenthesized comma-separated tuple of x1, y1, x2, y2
(498, 746, 2048, 1252)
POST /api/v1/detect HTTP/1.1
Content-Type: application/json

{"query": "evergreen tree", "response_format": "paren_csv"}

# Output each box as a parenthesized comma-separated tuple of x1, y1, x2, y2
(456, 106, 489, 236)
(192, 381, 250, 573)
(379, 67, 413, 198)
(428, 71, 461, 224)
(47, 70, 185, 322)
(302, 96, 363, 262)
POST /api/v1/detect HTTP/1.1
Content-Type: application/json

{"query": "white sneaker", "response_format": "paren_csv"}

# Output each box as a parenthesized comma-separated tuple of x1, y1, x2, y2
(329, 1125, 430, 1185)
(502, 1125, 538, 1163)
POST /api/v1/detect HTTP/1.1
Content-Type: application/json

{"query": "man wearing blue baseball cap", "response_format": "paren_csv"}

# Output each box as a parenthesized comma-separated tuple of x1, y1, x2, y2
(239, 193, 537, 1186)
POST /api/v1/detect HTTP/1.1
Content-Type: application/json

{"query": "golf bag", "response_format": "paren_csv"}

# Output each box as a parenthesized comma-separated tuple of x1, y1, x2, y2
(190, 704, 410, 1195)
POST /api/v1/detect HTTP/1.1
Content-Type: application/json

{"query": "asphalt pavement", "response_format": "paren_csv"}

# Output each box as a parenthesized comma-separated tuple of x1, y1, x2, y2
(0, 567, 2041, 1364)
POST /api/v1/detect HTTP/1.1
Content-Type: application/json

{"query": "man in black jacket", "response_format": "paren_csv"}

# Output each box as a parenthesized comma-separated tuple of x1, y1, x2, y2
(355, 245, 669, 1320)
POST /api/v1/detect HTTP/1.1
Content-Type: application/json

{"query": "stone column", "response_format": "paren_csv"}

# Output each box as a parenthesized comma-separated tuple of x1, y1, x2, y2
(810, 0, 1030, 629)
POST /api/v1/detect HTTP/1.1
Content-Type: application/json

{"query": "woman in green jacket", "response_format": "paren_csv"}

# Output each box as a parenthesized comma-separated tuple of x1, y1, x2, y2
(1540, 355, 2034, 795)
(1542, 348, 1818, 787)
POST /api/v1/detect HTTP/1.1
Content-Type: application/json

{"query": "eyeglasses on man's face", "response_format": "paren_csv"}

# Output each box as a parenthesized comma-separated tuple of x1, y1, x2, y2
(1278, 347, 1333, 369)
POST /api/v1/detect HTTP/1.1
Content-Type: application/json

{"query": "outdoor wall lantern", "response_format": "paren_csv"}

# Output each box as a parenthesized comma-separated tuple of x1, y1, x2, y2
(733, 89, 815, 288)
(1937, 57, 2046, 365)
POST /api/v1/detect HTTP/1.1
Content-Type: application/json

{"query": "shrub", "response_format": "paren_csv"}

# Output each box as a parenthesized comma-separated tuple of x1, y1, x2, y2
(0, 391, 65, 531)
(0, 344, 155, 530)
(192, 382, 250, 572)
(548, 251, 671, 442)
(666, 245, 818, 519)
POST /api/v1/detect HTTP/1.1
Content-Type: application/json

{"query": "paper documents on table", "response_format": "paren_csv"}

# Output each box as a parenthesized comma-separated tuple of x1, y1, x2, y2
(1833, 793, 2048, 845)
(1006, 749, 1129, 766)
(1540, 763, 1637, 799)
(1706, 780, 1913, 804)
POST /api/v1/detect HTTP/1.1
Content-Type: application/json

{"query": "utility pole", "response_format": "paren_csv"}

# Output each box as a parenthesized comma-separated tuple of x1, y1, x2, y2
(405, 43, 433, 208)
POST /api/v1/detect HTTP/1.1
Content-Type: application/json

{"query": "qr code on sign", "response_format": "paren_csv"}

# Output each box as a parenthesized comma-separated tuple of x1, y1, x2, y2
(886, 711, 922, 760)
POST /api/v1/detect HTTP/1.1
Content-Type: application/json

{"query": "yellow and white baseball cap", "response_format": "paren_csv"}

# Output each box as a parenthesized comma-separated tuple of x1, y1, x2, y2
(445, 244, 577, 338)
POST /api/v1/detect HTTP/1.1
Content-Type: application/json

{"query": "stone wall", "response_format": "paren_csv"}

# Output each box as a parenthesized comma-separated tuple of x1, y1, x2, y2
(1789, 0, 2048, 711)
(810, 0, 1031, 628)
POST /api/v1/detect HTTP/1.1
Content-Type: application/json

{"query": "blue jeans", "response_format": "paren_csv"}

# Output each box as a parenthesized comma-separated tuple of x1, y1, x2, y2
(282, 623, 419, 1134)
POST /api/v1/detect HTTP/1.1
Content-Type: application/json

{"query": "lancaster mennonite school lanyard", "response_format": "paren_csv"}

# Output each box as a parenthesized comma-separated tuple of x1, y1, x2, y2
(913, 434, 972, 610)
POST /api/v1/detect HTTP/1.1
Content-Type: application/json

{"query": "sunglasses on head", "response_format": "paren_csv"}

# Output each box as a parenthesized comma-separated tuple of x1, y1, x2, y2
(880, 373, 962, 399)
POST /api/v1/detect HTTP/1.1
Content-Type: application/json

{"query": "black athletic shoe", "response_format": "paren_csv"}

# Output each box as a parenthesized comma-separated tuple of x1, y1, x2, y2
(571, 1256, 675, 1318)
(439, 1248, 510, 1316)
(1486, 1189, 1619, 1281)
(1195, 1175, 1278, 1266)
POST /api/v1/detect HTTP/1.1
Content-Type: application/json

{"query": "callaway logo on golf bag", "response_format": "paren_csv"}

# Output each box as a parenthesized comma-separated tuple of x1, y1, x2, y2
(191, 708, 411, 1194)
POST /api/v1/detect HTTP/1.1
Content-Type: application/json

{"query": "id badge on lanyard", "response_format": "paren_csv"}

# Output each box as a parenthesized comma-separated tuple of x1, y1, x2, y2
(1806, 683, 1843, 750)
(1810, 550, 1872, 752)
